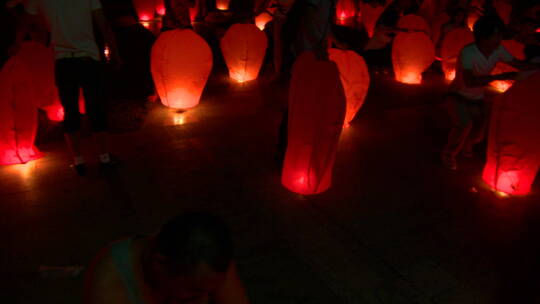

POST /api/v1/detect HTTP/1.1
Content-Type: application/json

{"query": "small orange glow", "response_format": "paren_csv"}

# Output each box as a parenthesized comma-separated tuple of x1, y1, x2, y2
(445, 70, 456, 81)
(467, 13, 479, 31)
(495, 191, 510, 198)
(173, 112, 186, 125)
(13, 162, 34, 180)
(103, 45, 110, 62)
(255, 12, 273, 31)
(141, 21, 151, 28)
(140, 14, 153, 21)
(399, 72, 422, 84)
(343, 122, 350, 128)
(491, 80, 513, 93)
(339, 11, 347, 20)
(216, 0, 229, 10)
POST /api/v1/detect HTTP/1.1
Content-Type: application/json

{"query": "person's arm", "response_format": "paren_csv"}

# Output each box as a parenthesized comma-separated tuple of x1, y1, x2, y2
(212, 262, 250, 304)
(462, 69, 517, 87)
(507, 60, 540, 71)
(92, 8, 122, 65)
(84, 247, 130, 304)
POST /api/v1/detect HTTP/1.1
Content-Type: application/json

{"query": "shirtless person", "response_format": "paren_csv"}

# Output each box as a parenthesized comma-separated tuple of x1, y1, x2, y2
(84, 213, 250, 304)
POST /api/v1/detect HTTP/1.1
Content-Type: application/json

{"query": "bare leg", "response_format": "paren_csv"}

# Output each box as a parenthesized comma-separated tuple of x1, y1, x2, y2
(65, 131, 83, 159)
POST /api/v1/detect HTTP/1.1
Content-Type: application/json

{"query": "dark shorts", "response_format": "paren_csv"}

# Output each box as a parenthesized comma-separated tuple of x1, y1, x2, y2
(55, 57, 108, 133)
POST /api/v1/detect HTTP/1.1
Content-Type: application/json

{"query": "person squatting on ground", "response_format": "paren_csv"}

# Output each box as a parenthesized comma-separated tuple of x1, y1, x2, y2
(84, 212, 250, 304)
(7, 0, 122, 176)
(441, 15, 540, 171)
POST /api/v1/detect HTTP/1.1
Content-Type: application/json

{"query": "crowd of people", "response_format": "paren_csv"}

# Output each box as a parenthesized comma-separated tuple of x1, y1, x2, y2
(2, 0, 540, 302)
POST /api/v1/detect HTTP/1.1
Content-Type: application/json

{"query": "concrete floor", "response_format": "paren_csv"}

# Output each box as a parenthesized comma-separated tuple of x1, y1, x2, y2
(1, 61, 540, 304)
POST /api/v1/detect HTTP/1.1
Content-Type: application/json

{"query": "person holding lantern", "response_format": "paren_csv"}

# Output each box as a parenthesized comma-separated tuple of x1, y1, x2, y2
(84, 212, 250, 304)
(441, 15, 540, 170)
(7, 0, 122, 176)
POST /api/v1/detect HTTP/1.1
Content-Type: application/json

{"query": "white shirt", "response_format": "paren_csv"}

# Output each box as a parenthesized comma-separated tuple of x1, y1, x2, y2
(25, 0, 102, 60)
(451, 43, 514, 100)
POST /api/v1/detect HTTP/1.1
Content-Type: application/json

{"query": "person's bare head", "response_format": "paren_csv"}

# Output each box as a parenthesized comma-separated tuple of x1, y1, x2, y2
(473, 16, 506, 55)
(148, 213, 233, 303)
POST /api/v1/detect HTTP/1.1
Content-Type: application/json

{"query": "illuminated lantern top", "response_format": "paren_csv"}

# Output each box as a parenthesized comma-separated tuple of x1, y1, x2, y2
(155, 0, 165, 15)
(392, 32, 435, 84)
(440, 27, 474, 81)
(336, 0, 357, 21)
(0, 42, 43, 165)
(482, 71, 540, 196)
(281, 52, 346, 195)
(397, 14, 431, 36)
(255, 12, 273, 31)
(133, 0, 156, 21)
(151, 29, 213, 109)
(216, 0, 230, 10)
(220, 24, 268, 83)
(328, 48, 370, 127)
(360, 1, 388, 38)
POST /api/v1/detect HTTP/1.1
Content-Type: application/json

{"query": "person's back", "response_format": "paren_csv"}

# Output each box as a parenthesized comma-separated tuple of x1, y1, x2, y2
(84, 213, 250, 304)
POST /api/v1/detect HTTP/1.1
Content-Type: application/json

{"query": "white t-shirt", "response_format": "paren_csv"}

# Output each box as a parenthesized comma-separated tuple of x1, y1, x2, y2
(25, 0, 102, 60)
(451, 43, 514, 100)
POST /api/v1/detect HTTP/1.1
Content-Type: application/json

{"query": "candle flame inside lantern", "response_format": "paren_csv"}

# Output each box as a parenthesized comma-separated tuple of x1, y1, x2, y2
(141, 21, 151, 29)
(103, 45, 110, 61)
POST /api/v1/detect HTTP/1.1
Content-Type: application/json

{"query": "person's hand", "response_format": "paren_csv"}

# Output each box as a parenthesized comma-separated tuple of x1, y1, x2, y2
(495, 72, 518, 81)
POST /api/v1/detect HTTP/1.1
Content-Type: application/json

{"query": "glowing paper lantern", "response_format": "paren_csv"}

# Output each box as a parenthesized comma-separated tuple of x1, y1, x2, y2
(281, 52, 346, 195)
(328, 48, 370, 127)
(216, 0, 230, 10)
(501, 40, 525, 61)
(467, 12, 480, 31)
(360, 1, 388, 38)
(255, 12, 273, 31)
(336, 0, 357, 21)
(151, 29, 213, 109)
(220, 24, 268, 83)
(494, 0, 511, 25)
(482, 71, 540, 196)
(440, 27, 474, 81)
(133, 0, 155, 21)
(392, 32, 435, 84)
(397, 14, 431, 36)
(155, 0, 165, 15)
(0, 44, 42, 165)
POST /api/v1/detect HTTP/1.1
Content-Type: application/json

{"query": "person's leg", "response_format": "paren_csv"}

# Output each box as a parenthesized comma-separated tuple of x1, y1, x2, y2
(55, 59, 84, 165)
(79, 58, 111, 164)
(442, 95, 474, 169)
(465, 101, 489, 149)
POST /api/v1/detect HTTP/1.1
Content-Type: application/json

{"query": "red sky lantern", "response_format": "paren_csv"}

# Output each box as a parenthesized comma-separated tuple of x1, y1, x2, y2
(155, 0, 165, 15)
(151, 29, 213, 109)
(482, 71, 540, 196)
(440, 27, 474, 81)
(255, 12, 273, 31)
(133, 0, 155, 21)
(397, 14, 431, 36)
(0, 43, 43, 165)
(328, 48, 370, 128)
(220, 24, 267, 83)
(216, 0, 230, 10)
(490, 40, 525, 92)
(360, 1, 388, 38)
(336, 0, 357, 21)
(494, 0, 512, 25)
(281, 52, 346, 195)
(392, 32, 435, 84)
